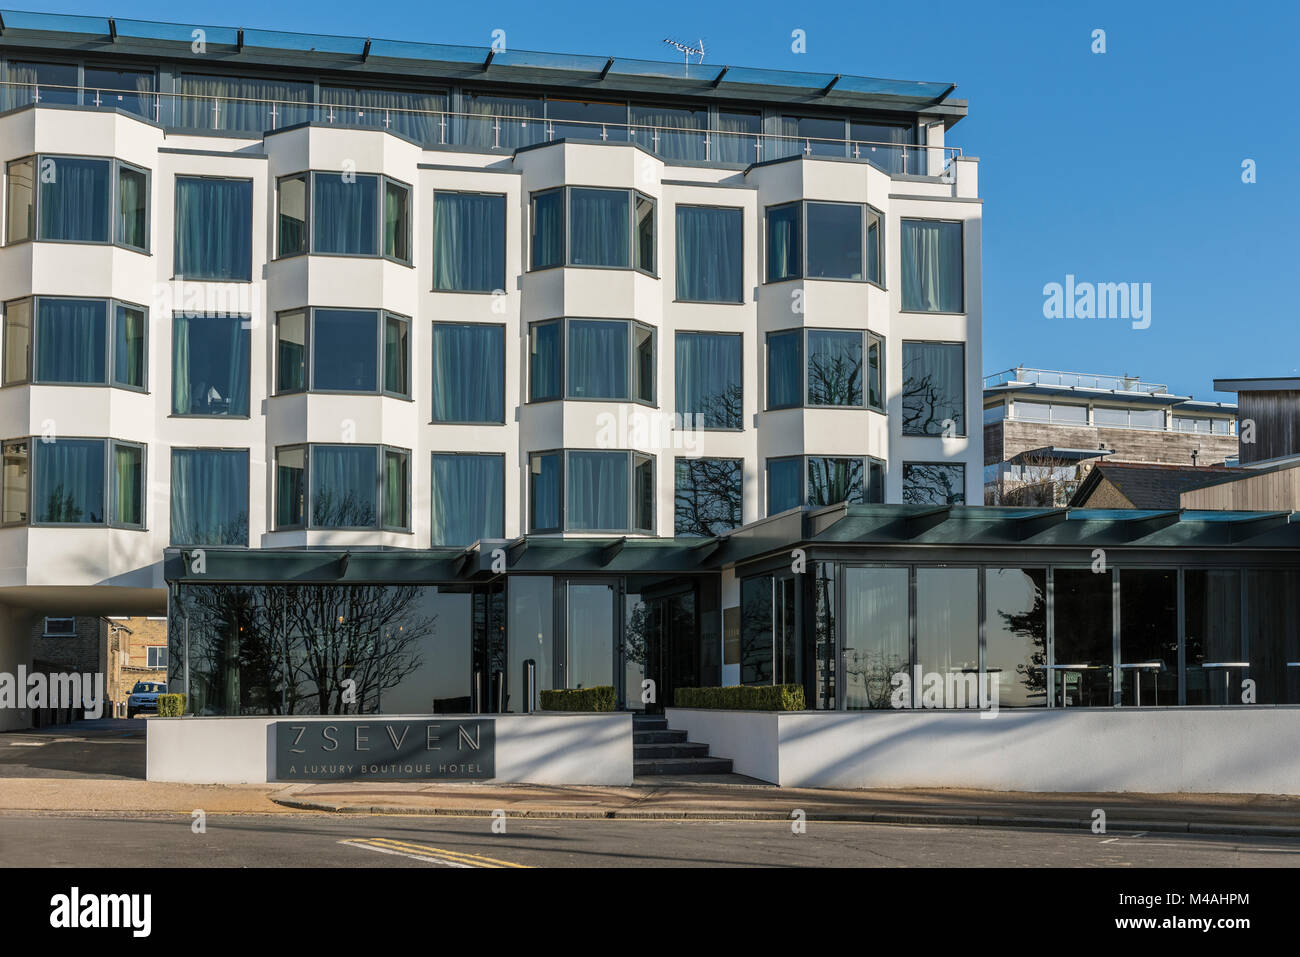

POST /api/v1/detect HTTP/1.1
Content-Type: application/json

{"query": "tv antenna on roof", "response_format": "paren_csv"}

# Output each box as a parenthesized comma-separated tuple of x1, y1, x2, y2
(664, 37, 706, 65)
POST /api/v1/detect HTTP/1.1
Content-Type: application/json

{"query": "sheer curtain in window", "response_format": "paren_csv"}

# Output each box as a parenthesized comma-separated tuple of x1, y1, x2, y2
(901, 220, 962, 312)
(676, 206, 742, 302)
(320, 87, 446, 147)
(431, 454, 504, 545)
(313, 174, 377, 256)
(568, 189, 628, 267)
(35, 299, 104, 383)
(675, 332, 741, 429)
(174, 178, 252, 280)
(173, 75, 311, 132)
(170, 449, 249, 545)
(39, 158, 109, 242)
(433, 193, 505, 291)
(431, 324, 504, 422)
(567, 321, 628, 399)
(35, 439, 104, 524)
(567, 452, 627, 530)
(312, 446, 377, 527)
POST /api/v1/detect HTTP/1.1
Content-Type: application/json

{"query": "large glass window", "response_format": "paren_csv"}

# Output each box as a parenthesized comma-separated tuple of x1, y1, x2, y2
(530, 450, 654, 533)
(275, 308, 408, 397)
(170, 448, 249, 546)
(769, 455, 883, 514)
(1119, 569, 1178, 706)
(547, 97, 626, 140)
(31, 437, 143, 528)
(464, 91, 543, 150)
(529, 187, 654, 272)
(902, 341, 965, 435)
(4, 61, 78, 109)
(766, 201, 881, 284)
(674, 457, 742, 537)
(4, 297, 146, 389)
(431, 453, 505, 546)
(173, 74, 312, 133)
(175, 177, 252, 281)
(1052, 568, 1114, 707)
(984, 567, 1048, 707)
(740, 575, 774, 686)
(1183, 569, 1242, 706)
(508, 577, 554, 710)
(715, 110, 761, 164)
(916, 568, 980, 707)
(275, 444, 409, 531)
(320, 85, 448, 147)
(83, 66, 157, 119)
(172, 314, 250, 416)
(676, 206, 742, 303)
(675, 332, 741, 429)
(900, 219, 963, 312)
(630, 104, 707, 162)
(767, 328, 883, 411)
(9, 155, 148, 249)
(275, 172, 410, 263)
(433, 192, 506, 292)
(1243, 569, 1300, 706)
(431, 323, 505, 423)
(850, 120, 919, 175)
(902, 463, 966, 505)
(842, 566, 910, 709)
(543, 318, 655, 404)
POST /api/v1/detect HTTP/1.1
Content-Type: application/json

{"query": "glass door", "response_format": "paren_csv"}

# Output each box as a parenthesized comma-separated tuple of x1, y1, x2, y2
(566, 580, 617, 691)
(840, 566, 909, 709)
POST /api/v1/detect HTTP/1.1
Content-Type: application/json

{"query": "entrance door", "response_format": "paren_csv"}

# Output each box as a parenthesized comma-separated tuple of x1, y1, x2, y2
(565, 581, 617, 691)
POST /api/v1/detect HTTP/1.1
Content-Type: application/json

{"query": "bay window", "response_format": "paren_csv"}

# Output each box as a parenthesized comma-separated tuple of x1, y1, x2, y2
(29, 437, 145, 528)
(274, 443, 410, 531)
(900, 219, 963, 313)
(275, 308, 409, 398)
(767, 455, 885, 514)
(3, 297, 146, 390)
(276, 171, 411, 264)
(528, 318, 656, 404)
(431, 453, 505, 545)
(5, 155, 149, 250)
(529, 449, 655, 533)
(529, 187, 655, 273)
(766, 328, 883, 411)
(902, 340, 966, 436)
(765, 201, 882, 284)
(431, 323, 505, 423)
(2, 439, 28, 525)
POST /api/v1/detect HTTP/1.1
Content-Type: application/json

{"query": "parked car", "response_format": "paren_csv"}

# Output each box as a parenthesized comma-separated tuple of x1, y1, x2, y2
(126, 681, 166, 719)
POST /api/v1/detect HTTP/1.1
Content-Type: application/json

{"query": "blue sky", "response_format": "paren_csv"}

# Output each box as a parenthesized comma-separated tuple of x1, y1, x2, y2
(36, 0, 1300, 399)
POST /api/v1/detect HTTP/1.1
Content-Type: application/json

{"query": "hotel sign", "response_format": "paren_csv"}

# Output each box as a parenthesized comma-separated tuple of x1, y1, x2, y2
(274, 719, 495, 781)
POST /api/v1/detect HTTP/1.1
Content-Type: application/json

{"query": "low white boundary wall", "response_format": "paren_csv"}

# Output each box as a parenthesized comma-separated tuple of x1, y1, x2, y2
(666, 707, 1300, 794)
(147, 713, 633, 785)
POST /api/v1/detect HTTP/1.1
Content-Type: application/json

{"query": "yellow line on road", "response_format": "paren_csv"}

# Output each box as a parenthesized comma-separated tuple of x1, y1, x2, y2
(339, 838, 474, 867)
(344, 836, 531, 868)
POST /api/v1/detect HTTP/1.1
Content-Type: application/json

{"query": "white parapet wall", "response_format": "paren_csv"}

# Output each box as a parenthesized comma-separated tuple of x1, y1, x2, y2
(147, 713, 633, 786)
(665, 707, 1300, 794)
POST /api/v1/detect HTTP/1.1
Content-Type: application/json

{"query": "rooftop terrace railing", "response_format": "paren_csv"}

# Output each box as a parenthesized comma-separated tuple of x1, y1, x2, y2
(983, 367, 1169, 394)
(0, 81, 962, 174)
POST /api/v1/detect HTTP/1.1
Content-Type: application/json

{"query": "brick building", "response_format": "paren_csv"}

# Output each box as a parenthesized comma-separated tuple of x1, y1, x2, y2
(28, 615, 167, 720)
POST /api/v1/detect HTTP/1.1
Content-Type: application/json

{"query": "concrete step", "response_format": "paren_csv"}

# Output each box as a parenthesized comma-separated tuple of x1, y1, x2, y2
(634, 756, 735, 775)
(633, 729, 687, 744)
(632, 742, 710, 759)
(631, 715, 668, 731)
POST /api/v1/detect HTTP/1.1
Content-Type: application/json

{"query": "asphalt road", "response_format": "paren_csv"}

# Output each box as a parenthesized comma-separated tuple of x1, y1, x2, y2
(2, 812, 1299, 868)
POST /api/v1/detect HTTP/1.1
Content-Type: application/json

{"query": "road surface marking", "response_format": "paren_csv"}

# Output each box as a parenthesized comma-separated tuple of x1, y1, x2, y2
(339, 837, 530, 868)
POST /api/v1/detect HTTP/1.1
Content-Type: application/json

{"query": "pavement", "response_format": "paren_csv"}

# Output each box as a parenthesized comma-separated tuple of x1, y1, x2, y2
(0, 718, 1298, 837)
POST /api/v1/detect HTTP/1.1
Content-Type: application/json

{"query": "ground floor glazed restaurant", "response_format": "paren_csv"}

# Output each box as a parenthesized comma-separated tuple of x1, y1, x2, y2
(163, 506, 1300, 716)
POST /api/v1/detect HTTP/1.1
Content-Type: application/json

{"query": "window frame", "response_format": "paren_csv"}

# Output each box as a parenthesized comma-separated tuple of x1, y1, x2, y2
(898, 217, 965, 315)
(282, 170, 412, 266)
(528, 185, 657, 277)
(673, 203, 745, 305)
(2, 295, 149, 392)
(6, 153, 151, 253)
(274, 442, 413, 532)
(168, 446, 251, 547)
(146, 646, 168, 669)
(901, 339, 967, 437)
(429, 321, 507, 424)
(274, 171, 309, 259)
(27, 435, 147, 530)
(673, 455, 744, 537)
(902, 461, 968, 506)
(0, 438, 29, 526)
(431, 189, 508, 294)
(674, 330, 744, 431)
(765, 454, 886, 515)
(430, 450, 507, 545)
(273, 306, 412, 399)
(765, 327, 884, 413)
(526, 317, 657, 407)
(169, 312, 252, 418)
(43, 617, 76, 637)
(528, 448, 657, 534)
(763, 200, 884, 288)
(172, 174, 254, 282)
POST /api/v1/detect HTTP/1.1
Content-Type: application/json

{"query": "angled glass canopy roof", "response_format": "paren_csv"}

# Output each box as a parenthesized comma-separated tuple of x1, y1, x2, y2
(0, 8, 957, 104)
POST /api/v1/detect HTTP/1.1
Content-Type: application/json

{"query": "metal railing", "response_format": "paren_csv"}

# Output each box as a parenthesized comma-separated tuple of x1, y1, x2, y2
(984, 367, 1169, 394)
(1, 81, 963, 175)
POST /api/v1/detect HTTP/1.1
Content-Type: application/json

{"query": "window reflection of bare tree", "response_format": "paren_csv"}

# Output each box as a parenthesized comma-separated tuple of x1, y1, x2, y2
(986, 450, 1083, 506)
(178, 584, 432, 715)
(842, 648, 907, 709)
(808, 348, 861, 406)
(808, 457, 863, 506)
(902, 463, 964, 505)
(902, 368, 961, 436)
(311, 489, 376, 528)
(675, 457, 742, 536)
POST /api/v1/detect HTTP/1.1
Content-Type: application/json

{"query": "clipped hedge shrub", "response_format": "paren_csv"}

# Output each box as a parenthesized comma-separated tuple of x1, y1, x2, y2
(157, 693, 187, 717)
(674, 684, 806, 711)
(539, 686, 616, 712)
